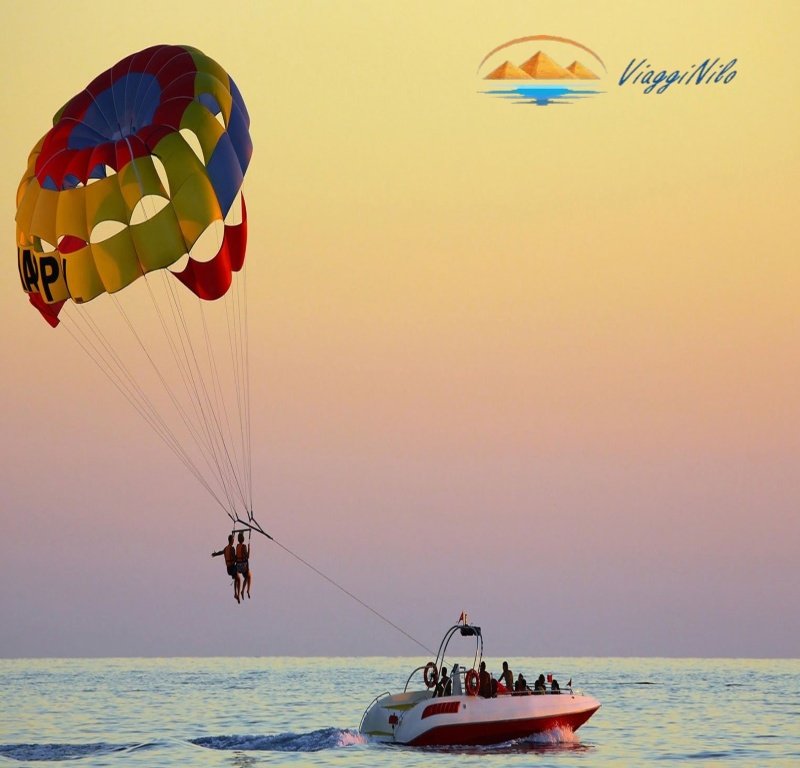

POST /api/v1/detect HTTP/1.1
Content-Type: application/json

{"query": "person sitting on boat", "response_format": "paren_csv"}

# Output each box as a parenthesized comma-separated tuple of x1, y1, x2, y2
(497, 661, 513, 693)
(434, 666, 452, 698)
(534, 673, 547, 694)
(479, 661, 492, 698)
(514, 673, 528, 693)
(551, 677, 561, 694)
(236, 532, 252, 600)
(212, 534, 241, 603)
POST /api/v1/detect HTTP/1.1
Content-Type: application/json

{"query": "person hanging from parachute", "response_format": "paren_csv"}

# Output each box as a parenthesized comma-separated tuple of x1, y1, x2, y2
(211, 529, 252, 603)
(236, 531, 252, 599)
(212, 534, 241, 603)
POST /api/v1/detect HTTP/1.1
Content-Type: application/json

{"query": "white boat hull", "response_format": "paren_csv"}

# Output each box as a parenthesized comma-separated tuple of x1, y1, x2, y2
(361, 690, 600, 746)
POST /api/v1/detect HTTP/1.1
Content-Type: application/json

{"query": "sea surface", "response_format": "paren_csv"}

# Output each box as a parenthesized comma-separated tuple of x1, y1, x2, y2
(1, 657, 798, 767)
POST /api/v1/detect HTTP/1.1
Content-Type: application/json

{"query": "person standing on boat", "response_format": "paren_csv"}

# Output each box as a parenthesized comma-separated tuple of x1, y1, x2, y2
(212, 534, 241, 603)
(435, 666, 452, 697)
(498, 661, 514, 692)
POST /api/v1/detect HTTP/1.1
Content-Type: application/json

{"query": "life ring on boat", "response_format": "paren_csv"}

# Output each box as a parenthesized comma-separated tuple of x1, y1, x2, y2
(465, 668, 479, 696)
(423, 662, 439, 689)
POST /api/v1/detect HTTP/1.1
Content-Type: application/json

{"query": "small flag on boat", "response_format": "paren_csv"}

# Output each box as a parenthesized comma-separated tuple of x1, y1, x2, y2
(567, 678, 572, 688)
(458, 611, 468, 624)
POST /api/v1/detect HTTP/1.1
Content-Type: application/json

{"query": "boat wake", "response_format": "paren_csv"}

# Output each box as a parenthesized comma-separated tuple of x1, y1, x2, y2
(0, 741, 161, 762)
(0, 728, 581, 760)
(191, 727, 368, 752)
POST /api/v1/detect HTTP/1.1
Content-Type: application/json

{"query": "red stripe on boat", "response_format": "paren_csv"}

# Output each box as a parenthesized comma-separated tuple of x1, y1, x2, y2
(421, 701, 461, 719)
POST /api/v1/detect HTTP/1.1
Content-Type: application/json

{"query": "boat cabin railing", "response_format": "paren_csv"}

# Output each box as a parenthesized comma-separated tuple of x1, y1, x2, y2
(435, 623, 483, 672)
(399, 623, 484, 694)
(404, 666, 430, 693)
(435, 623, 483, 676)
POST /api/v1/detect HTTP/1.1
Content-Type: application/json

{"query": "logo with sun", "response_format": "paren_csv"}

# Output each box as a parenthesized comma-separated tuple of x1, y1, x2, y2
(478, 35, 606, 106)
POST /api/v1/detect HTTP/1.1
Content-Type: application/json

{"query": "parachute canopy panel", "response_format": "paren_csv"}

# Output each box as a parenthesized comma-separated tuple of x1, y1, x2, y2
(16, 44, 253, 324)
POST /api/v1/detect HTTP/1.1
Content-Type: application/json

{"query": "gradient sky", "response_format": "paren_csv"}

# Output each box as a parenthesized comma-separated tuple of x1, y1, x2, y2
(1, 1, 798, 658)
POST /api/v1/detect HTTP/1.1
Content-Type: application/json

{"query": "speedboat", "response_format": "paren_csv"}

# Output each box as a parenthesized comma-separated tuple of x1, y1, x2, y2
(359, 620, 600, 747)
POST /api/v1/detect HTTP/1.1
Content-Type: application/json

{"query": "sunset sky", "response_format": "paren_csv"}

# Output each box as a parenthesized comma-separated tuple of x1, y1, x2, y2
(1, 1, 798, 658)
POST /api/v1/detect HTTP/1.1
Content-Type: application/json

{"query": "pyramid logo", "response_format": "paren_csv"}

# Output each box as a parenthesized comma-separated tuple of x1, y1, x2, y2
(478, 35, 606, 106)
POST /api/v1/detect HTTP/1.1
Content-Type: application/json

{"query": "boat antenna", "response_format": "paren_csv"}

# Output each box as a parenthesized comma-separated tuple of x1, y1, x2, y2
(234, 514, 435, 655)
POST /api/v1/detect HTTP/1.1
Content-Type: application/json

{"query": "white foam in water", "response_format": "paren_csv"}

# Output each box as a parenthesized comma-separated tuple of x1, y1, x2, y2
(527, 725, 579, 745)
(336, 729, 369, 747)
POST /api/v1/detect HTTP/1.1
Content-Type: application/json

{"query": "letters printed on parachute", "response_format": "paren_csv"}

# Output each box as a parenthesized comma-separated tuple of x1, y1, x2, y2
(16, 44, 253, 326)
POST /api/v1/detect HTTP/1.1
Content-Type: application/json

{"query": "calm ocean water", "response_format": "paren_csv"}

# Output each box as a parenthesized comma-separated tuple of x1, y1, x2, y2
(1, 656, 798, 766)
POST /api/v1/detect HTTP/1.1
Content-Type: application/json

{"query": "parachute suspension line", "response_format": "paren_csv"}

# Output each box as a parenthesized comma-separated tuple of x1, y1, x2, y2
(196, 294, 245, 510)
(63, 307, 194, 476)
(225, 281, 250, 510)
(222, 274, 249, 512)
(144, 275, 239, 515)
(240, 260, 254, 512)
(215, 284, 246, 511)
(58, 309, 231, 515)
(235, 516, 435, 655)
(159, 272, 249, 515)
(160, 289, 242, 519)
(202, 204, 249, 515)
(186, 205, 252, 516)
(60, 310, 177, 454)
(69, 308, 194, 470)
(195, 283, 251, 516)
(164, 275, 255, 507)
(233, 268, 253, 513)
(112, 284, 227, 500)
(111, 286, 238, 517)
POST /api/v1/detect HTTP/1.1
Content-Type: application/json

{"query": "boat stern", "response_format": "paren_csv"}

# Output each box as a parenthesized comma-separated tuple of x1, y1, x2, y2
(359, 690, 432, 742)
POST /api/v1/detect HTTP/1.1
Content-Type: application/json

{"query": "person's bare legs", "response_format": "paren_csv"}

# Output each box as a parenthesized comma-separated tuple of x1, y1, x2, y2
(234, 574, 241, 603)
(245, 571, 251, 598)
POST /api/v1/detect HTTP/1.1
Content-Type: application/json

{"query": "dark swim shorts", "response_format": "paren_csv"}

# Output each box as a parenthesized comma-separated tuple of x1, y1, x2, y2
(227, 564, 237, 578)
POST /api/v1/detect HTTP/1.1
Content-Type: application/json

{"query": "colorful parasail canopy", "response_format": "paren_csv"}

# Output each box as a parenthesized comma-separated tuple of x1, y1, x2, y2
(14, 45, 256, 524)
(16, 44, 253, 326)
